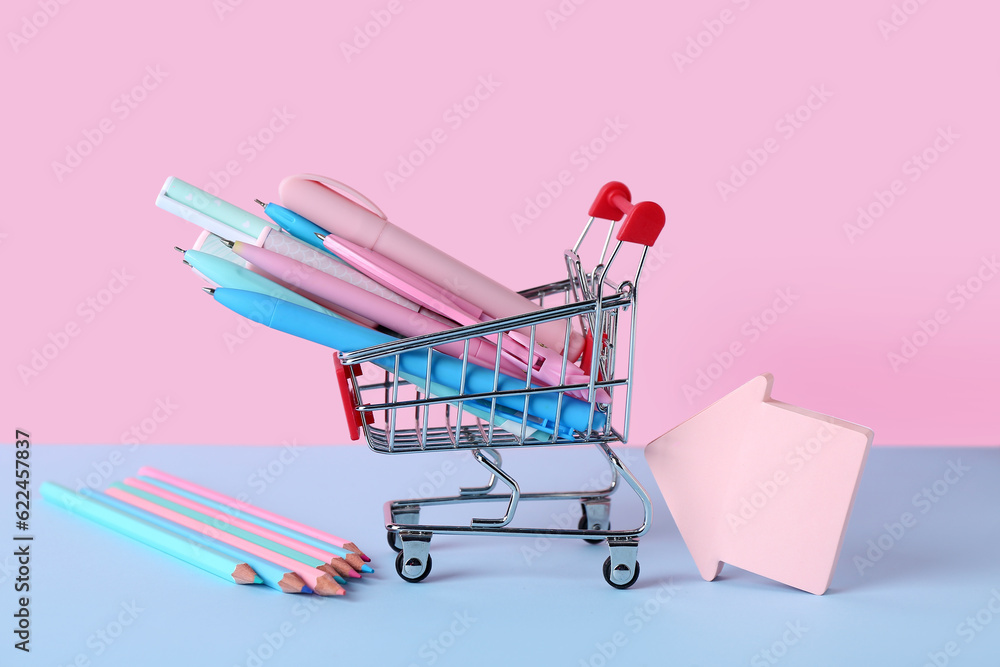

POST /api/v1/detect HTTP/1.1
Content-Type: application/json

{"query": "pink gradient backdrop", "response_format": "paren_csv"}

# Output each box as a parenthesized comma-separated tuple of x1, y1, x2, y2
(3, 0, 997, 446)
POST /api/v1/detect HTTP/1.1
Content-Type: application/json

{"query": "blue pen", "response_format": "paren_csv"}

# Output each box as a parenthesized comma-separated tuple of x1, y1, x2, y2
(207, 288, 604, 434)
(78, 488, 322, 591)
(255, 200, 340, 258)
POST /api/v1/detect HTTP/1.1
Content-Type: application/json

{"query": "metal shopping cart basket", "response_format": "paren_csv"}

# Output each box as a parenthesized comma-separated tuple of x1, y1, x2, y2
(334, 181, 665, 588)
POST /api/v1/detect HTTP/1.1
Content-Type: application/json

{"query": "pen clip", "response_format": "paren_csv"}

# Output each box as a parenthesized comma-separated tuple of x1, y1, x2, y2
(292, 173, 388, 221)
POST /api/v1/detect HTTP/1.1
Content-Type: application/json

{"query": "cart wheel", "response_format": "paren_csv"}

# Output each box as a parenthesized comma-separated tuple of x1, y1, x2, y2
(603, 556, 640, 589)
(387, 531, 402, 553)
(578, 516, 608, 545)
(395, 550, 433, 583)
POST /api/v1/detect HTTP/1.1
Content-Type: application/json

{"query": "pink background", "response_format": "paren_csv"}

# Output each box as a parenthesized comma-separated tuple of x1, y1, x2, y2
(3, 0, 997, 446)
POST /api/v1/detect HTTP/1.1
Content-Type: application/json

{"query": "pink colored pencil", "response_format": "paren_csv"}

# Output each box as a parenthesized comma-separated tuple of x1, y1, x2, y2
(138, 467, 370, 562)
(123, 478, 362, 579)
(105, 487, 344, 596)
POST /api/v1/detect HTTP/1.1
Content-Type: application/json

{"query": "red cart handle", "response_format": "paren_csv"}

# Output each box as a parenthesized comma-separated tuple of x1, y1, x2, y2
(588, 181, 664, 247)
(333, 354, 372, 441)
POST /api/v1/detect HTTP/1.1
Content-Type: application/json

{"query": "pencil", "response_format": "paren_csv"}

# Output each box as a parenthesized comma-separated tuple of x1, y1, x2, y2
(138, 467, 371, 562)
(41, 482, 262, 586)
(137, 475, 372, 573)
(105, 487, 344, 596)
(83, 488, 309, 594)
(121, 478, 361, 580)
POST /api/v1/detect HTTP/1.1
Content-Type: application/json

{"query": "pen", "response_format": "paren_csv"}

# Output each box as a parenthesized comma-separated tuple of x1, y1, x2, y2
(279, 173, 587, 358)
(207, 288, 604, 434)
(256, 199, 338, 257)
(221, 239, 525, 377)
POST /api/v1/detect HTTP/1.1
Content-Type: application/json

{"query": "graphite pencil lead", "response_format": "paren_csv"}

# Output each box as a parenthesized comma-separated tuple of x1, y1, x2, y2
(253, 199, 266, 208)
(218, 238, 235, 249)
(173, 246, 186, 253)
(202, 287, 216, 295)
(314, 232, 327, 241)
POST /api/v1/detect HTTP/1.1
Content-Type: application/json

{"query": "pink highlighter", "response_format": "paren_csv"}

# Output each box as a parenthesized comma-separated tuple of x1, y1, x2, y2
(278, 174, 587, 360)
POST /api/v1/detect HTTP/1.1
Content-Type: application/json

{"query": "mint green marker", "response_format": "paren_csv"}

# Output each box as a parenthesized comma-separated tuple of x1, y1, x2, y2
(41, 482, 262, 585)
(156, 176, 278, 245)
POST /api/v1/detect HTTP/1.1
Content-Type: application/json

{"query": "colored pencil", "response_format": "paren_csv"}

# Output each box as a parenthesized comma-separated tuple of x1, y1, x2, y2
(82, 488, 309, 594)
(41, 482, 261, 586)
(105, 486, 344, 596)
(138, 475, 372, 573)
(111, 483, 349, 583)
(139, 467, 370, 562)
(121, 478, 361, 579)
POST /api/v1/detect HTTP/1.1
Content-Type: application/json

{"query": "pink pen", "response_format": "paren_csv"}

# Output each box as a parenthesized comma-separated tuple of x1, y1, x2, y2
(224, 240, 526, 376)
(279, 174, 587, 359)
(320, 232, 608, 401)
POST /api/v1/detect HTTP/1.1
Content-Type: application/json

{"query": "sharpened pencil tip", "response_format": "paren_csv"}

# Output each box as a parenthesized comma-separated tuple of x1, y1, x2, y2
(314, 232, 326, 242)
(218, 238, 235, 249)
(253, 199, 266, 208)
(202, 287, 216, 295)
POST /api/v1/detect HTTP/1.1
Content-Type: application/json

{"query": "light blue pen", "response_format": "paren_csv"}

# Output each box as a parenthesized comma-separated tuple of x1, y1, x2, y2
(206, 288, 604, 435)
(254, 199, 340, 258)
(178, 247, 344, 318)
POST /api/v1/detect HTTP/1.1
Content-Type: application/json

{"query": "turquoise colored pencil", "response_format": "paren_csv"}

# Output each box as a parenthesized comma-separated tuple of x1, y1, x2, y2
(41, 482, 262, 585)
(137, 475, 374, 574)
(111, 482, 350, 583)
(80, 488, 310, 594)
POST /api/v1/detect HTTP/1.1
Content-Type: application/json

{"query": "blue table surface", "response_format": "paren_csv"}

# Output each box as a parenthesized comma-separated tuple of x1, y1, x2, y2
(7, 444, 999, 667)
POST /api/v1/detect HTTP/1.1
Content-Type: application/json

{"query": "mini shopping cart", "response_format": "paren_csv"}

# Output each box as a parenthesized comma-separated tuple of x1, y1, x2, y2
(334, 181, 665, 588)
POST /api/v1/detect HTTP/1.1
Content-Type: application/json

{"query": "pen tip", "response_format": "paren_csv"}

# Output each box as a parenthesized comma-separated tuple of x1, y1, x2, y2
(253, 199, 265, 208)
(314, 232, 326, 242)
(218, 238, 235, 249)
(182, 259, 191, 266)
(173, 246, 186, 253)
(202, 287, 216, 296)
